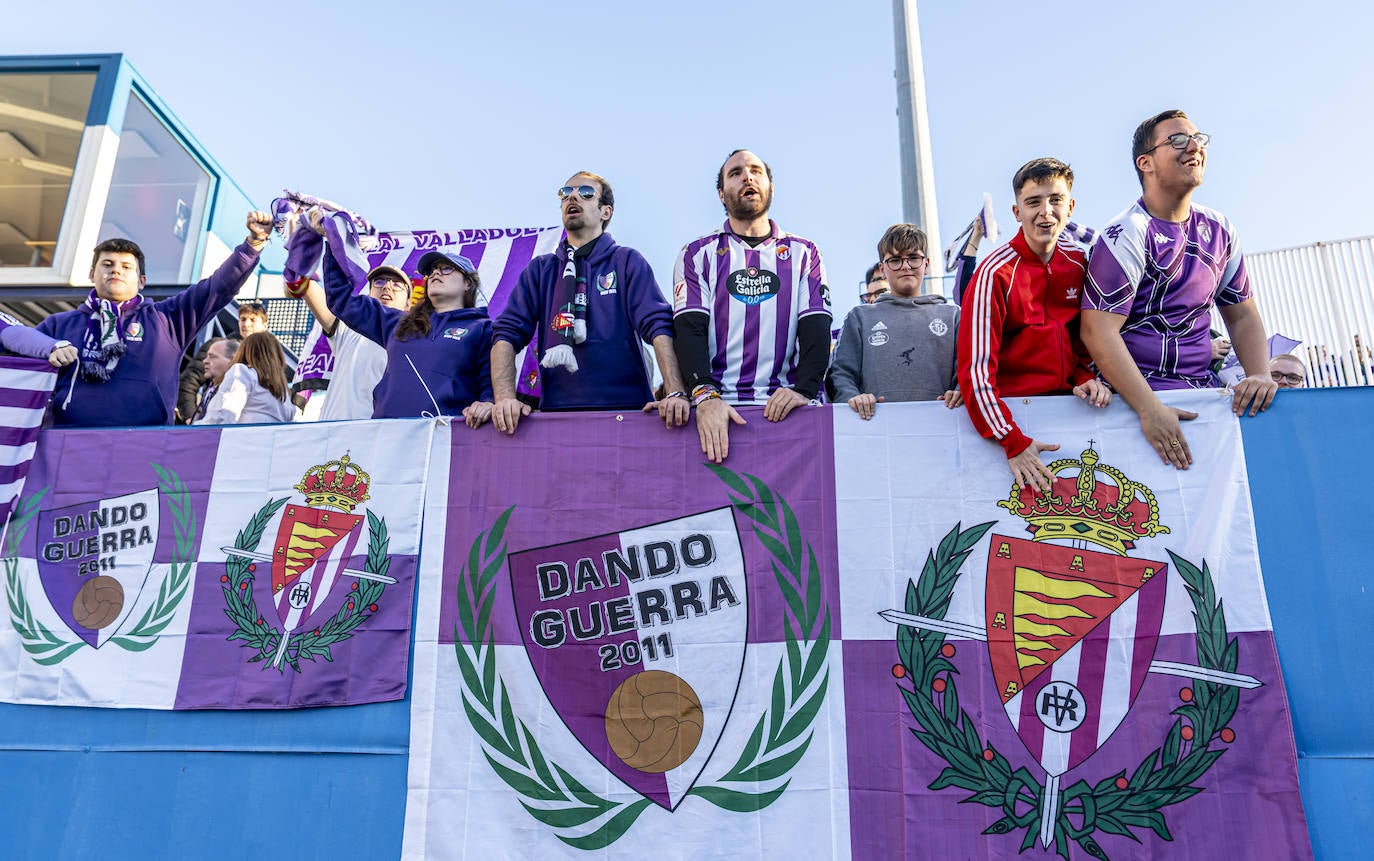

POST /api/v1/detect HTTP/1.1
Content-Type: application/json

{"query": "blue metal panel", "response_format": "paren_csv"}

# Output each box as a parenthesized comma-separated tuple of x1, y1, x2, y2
(1243, 388, 1373, 858)
(2, 749, 407, 860)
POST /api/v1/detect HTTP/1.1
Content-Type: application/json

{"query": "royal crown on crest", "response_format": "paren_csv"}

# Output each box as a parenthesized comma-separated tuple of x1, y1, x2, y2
(997, 442, 1168, 555)
(294, 454, 371, 513)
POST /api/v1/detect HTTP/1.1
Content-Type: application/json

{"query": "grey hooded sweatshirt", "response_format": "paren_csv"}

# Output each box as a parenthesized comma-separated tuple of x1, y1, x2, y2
(828, 293, 958, 402)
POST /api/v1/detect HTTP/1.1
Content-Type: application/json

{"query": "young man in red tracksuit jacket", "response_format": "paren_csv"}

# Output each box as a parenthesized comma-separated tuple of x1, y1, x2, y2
(957, 158, 1112, 493)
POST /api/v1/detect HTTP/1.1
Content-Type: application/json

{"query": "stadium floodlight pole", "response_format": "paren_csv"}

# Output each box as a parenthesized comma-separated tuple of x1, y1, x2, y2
(892, 0, 944, 277)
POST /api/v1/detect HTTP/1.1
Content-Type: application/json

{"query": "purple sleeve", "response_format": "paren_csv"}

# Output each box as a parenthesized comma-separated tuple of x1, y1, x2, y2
(623, 251, 673, 343)
(1082, 237, 1135, 315)
(321, 244, 399, 345)
(0, 318, 58, 359)
(799, 242, 831, 318)
(1216, 232, 1251, 307)
(672, 239, 712, 316)
(491, 264, 542, 351)
(155, 243, 260, 344)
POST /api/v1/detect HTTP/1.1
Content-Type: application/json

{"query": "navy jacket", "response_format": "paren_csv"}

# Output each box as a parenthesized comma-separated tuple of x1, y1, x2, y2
(323, 249, 492, 418)
(38, 244, 260, 427)
(492, 234, 671, 411)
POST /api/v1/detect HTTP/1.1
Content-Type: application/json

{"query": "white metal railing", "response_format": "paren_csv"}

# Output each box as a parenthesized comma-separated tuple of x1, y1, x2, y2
(1232, 236, 1374, 388)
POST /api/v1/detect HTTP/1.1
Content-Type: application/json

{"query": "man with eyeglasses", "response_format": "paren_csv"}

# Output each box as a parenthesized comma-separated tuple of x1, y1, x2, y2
(957, 157, 1111, 493)
(490, 171, 687, 434)
(829, 224, 960, 420)
(861, 263, 889, 304)
(672, 149, 832, 463)
(1269, 354, 1307, 389)
(291, 257, 413, 421)
(1082, 109, 1277, 471)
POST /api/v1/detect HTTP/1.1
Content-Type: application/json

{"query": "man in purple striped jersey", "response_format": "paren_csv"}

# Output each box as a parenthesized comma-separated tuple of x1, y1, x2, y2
(673, 150, 833, 463)
(1081, 110, 1277, 470)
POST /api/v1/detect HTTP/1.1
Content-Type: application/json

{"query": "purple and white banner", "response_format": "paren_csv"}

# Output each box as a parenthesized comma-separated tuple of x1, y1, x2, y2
(404, 393, 1310, 859)
(0, 419, 432, 709)
(294, 226, 562, 399)
(0, 356, 58, 530)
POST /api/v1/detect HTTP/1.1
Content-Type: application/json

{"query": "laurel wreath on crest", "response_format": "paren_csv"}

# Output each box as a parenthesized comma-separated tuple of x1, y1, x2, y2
(221, 498, 390, 672)
(897, 522, 1243, 861)
(453, 465, 830, 850)
(3, 464, 197, 664)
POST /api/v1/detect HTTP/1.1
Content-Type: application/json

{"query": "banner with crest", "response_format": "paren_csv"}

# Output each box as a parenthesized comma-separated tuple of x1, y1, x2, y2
(0, 419, 432, 709)
(404, 392, 1310, 859)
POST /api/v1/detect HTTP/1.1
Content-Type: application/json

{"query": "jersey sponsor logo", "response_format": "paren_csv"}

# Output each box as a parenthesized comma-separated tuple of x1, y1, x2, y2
(869, 331, 889, 347)
(597, 272, 617, 296)
(125, 322, 144, 342)
(820, 283, 831, 307)
(442, 327, 468, 341)
(928, 319, 948, 337)
(726, 267, 780, 306)
(673, 280, 686, 304)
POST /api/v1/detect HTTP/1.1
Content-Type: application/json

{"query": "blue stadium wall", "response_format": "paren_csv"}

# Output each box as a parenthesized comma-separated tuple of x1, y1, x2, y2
(0, 389, 1369, 860)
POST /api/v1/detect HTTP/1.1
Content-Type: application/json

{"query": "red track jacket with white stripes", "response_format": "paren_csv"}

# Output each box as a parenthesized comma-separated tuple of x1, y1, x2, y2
(956, 230, 1096, 457)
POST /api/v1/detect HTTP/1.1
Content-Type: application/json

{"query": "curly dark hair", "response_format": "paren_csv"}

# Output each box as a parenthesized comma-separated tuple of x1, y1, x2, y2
(395, 270, 480, 341)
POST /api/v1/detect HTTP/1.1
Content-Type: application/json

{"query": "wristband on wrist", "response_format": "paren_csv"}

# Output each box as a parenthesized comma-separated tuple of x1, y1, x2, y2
(690, 384, 721, 407)
(664, 391, 687, 401)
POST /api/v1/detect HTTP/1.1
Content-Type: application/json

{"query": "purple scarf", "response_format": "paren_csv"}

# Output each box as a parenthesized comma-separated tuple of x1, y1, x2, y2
(76, 290, 143, 382)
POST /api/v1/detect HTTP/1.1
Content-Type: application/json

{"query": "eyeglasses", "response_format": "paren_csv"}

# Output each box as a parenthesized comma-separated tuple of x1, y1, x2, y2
(1141, 132, 1211, 155)
(427, 264, 459, 279)
(370, 276, 408, 289)
(882, 255, 928, 269)
(556, 185, 598, 201)
(1271, 370, 1304, 385)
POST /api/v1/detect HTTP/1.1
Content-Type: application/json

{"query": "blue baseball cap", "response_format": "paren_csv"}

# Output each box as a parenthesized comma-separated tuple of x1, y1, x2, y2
(416, 251, 477, 277)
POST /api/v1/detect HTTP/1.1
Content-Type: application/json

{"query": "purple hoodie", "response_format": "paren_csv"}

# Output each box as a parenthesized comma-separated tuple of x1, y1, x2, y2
(493, 233, 671, 411)
(37, 244, 260, 426)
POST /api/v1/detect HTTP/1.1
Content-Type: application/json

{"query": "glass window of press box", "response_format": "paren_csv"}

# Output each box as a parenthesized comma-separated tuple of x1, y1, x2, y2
(0, 70, 95, 268)
(100, 93, 211, 284)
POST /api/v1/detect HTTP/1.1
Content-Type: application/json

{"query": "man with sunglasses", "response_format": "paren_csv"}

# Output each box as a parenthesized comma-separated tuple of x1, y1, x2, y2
(672, 149, 832, 463)
(1082, 109, 1276, 471)
(491, 171, 687, 434)
(957, 158, 1111, 493)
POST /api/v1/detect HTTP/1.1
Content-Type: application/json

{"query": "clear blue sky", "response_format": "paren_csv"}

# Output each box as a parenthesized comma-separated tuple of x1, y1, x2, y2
(13, 1, 1374, 319)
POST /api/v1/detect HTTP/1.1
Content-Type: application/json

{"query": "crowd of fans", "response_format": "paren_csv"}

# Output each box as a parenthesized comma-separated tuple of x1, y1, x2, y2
(0, 108, 1305, 487)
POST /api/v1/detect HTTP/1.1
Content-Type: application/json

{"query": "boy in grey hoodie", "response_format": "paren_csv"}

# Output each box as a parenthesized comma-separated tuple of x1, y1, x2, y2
(829, 224, 962, 419)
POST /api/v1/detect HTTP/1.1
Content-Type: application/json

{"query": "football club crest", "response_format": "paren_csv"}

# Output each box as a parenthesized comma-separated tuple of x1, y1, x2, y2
(441, 327, 467, 341)
(884, 443, 1262, 857)
(4, 465, 196, 663)
(509, 508, 747, 810)
(220, 455, 396, 672)
(125, 321, 144, 341)
(453, 466, 831, 849)
(928, 318, 948, 336)
(776, 245, 790, 261)
(596, 271, 617, 295)
(36, 489, 160, 648)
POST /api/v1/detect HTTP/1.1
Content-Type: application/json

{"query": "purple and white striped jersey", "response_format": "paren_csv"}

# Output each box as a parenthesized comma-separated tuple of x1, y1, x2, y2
(1083, 199, 1250, 390)
(673, 220, 830, 403)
